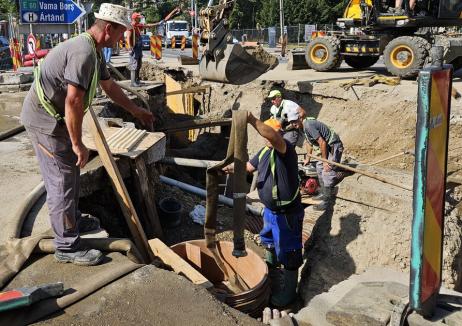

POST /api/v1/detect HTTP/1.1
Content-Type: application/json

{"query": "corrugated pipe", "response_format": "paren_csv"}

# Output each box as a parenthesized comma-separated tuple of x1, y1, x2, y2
(159, 176, 263, 217)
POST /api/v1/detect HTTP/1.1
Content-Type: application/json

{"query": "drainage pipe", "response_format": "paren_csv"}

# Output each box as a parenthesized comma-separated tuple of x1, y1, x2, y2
(160, 157, 220, 168)
(160, 175, 263, 217)
(0, 125, 25, 141)
(9, 181, 46, 239)
(35, 238, 144, 264)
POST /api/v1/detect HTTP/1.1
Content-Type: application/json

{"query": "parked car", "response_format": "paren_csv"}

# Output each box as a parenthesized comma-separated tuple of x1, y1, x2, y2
(141, 34, 151, 50)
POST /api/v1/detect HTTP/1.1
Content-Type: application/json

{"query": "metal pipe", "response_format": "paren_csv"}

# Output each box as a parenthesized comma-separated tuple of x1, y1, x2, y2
(160, 157, 220, 168)
(160, 176, 263, 217)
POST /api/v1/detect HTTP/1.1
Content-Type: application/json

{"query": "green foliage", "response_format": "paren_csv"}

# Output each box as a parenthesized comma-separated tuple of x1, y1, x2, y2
(0, 0, 17, 19)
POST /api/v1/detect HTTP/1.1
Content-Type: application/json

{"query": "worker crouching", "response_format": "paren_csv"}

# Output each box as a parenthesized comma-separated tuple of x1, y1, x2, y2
(223, 115, 303, 307)
(288, 111, 344, 211)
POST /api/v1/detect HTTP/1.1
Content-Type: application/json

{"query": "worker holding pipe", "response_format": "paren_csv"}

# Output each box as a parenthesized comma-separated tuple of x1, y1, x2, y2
(288, 111, 344, 211)
(267, 90, 306, 147)
(223, 114, 304, 307)
(20, 3, 154, 266)
(127, 7, 181, 87)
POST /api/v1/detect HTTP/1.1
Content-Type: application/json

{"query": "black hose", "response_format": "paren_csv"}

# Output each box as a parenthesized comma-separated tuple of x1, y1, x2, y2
(0, 125, 25, 141)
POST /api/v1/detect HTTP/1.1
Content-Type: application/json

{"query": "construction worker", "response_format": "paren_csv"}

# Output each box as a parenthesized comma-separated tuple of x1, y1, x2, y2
(223, 115, 303, 307)
(267, 89, 305, 147)
(127, 7, 180, 87)
(20, 3, 154, 266)
(288, 111, 344, 211)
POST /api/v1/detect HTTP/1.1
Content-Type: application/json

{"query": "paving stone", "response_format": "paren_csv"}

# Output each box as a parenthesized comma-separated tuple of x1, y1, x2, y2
(325, 281, 408, 326)
(0, 72, 33, 85)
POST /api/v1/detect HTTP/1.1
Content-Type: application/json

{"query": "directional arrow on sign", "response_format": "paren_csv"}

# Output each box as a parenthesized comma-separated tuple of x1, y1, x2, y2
(20, 0, 86, 25)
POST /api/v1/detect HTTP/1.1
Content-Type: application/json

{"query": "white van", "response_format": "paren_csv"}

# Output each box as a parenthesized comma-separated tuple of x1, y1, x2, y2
(164, 20, 190, 47)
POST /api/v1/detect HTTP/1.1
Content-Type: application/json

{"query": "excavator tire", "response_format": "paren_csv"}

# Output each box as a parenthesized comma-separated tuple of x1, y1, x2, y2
(344, 56, 379, 69)
(383, 36, 430, 78)
(305, 36, 342, 71)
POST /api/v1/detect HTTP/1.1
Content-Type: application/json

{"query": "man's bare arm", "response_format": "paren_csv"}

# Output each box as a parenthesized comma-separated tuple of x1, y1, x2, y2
(65, 84, 89, 168)
(247, 112, 286, 154)
(100, 79, 154, 130)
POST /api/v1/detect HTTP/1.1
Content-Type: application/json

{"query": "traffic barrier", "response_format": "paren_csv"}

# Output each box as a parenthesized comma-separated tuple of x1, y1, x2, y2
(36, 37, 41, 51)
(171, 36, 176, 49)
(150, 35, 162, 60)
(311, 31, 326, 39)
(192, 34, 199, 60)
(181, 35, 186, 51)
(23, 49, 49, 61)
(119, 39, 123, 49)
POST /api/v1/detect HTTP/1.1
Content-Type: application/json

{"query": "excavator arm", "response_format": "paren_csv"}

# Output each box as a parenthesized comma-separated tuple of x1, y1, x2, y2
(198, 0, 278, 85)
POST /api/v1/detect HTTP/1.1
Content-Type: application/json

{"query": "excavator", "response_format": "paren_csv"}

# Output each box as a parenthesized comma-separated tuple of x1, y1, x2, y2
(197, 0, 278, 84)
(305, 0, 462, 77)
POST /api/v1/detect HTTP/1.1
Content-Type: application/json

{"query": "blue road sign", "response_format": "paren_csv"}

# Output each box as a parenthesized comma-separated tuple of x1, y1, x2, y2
(20, 0, 86, 25)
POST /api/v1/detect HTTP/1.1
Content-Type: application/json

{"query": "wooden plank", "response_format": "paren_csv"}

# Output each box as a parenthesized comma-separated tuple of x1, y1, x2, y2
(87, 107, 154, 263)
(158, 118, 232, 133)
(165, 74, 186, 114)
(148, 238, 213, 289)
(166, 85, 211, 96)
(134, 156, 163, 239)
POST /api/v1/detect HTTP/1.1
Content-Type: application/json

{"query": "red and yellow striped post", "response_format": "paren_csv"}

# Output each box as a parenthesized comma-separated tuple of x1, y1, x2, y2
(410, 57, 452, 317)
(192, 34, 199, 60)
(36, 36, 41, 51)
(171, 36, 176, 49)
(150, 35, 162, 60)
(181, 35, 186, 51)
(119, 39, 123, 49)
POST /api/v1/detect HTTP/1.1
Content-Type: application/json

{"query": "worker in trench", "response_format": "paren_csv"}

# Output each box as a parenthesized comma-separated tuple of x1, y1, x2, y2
(20, 3, 154, 266)
(127, 7, 181, 87)
(287, 110, 345, 211)
(222, 114, 303, 307)
(267, 89, 306, 147)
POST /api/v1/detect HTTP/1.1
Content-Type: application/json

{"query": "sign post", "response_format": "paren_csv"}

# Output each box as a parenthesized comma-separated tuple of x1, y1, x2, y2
(410, 46, 452, 318)
(20, 0, 85, 25)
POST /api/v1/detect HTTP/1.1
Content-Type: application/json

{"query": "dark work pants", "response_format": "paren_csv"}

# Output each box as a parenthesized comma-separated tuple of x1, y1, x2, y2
(26, 127, 81, 251)
(315, 141, 344, 187)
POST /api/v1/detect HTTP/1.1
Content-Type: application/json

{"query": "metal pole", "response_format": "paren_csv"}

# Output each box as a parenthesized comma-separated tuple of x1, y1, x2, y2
(77, 0, 82, 34)
(279, 0, 283, 41)
(191, 0, 194, 29)
(194, 3, 198, 29)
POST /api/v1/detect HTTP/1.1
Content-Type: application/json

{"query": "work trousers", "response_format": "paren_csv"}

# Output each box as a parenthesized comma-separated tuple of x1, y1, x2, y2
(26, 127, 81, 251)
(260, 206, 304, 269)
(316, 141, 344, 187)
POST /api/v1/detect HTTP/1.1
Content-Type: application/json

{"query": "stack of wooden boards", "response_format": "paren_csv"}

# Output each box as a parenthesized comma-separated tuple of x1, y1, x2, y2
(106, 128, 147, 152)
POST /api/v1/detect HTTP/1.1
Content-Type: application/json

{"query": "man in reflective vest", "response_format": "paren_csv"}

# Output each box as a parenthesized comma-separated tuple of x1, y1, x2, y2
(20, 3, 154, 266)
(223, 115, 304, 307)
(288, 111, 344, 211)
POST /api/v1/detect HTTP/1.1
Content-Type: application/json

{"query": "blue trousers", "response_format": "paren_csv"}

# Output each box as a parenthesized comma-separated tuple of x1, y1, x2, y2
(102, 47, 112, 63)
(260, 207, 304, 267)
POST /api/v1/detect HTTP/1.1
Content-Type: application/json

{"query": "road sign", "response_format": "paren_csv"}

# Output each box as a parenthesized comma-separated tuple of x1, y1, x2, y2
(27, 33, 37, 55)
(20, 0, 85, 25)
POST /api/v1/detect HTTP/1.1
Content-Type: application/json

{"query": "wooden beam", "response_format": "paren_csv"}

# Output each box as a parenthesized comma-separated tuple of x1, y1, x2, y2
(133, 156, 164, 239)
(166, 85, 211, 96)
(148, 238, 213, 289)
(87, 107, 154, 263)
(158, 118, 232, 133)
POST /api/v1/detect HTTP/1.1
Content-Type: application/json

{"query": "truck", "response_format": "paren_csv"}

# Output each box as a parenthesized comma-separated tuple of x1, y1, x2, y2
(163, 20, 191, 48)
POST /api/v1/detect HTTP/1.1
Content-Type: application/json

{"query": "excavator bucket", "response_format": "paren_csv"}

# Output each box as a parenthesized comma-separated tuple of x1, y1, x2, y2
(199, 44, 278, 85)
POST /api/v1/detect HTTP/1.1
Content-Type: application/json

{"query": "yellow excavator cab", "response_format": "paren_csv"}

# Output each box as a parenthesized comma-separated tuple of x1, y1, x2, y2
(343, 0, 373, 19)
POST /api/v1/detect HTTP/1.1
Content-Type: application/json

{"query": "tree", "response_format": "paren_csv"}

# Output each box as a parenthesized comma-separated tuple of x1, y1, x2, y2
(0, 0, 17, 20)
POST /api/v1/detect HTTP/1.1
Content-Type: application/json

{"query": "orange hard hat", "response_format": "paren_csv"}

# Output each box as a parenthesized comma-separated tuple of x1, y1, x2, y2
(264, 118, 282, 131)
(132, 12, 142, 20)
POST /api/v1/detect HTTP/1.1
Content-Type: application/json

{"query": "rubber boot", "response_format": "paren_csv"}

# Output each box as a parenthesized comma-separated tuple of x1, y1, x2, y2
(270, 268, 298, 307)
(313, 186, 333, 211)
(130, 70, 140, 87)
(265, 248, 278, 267)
